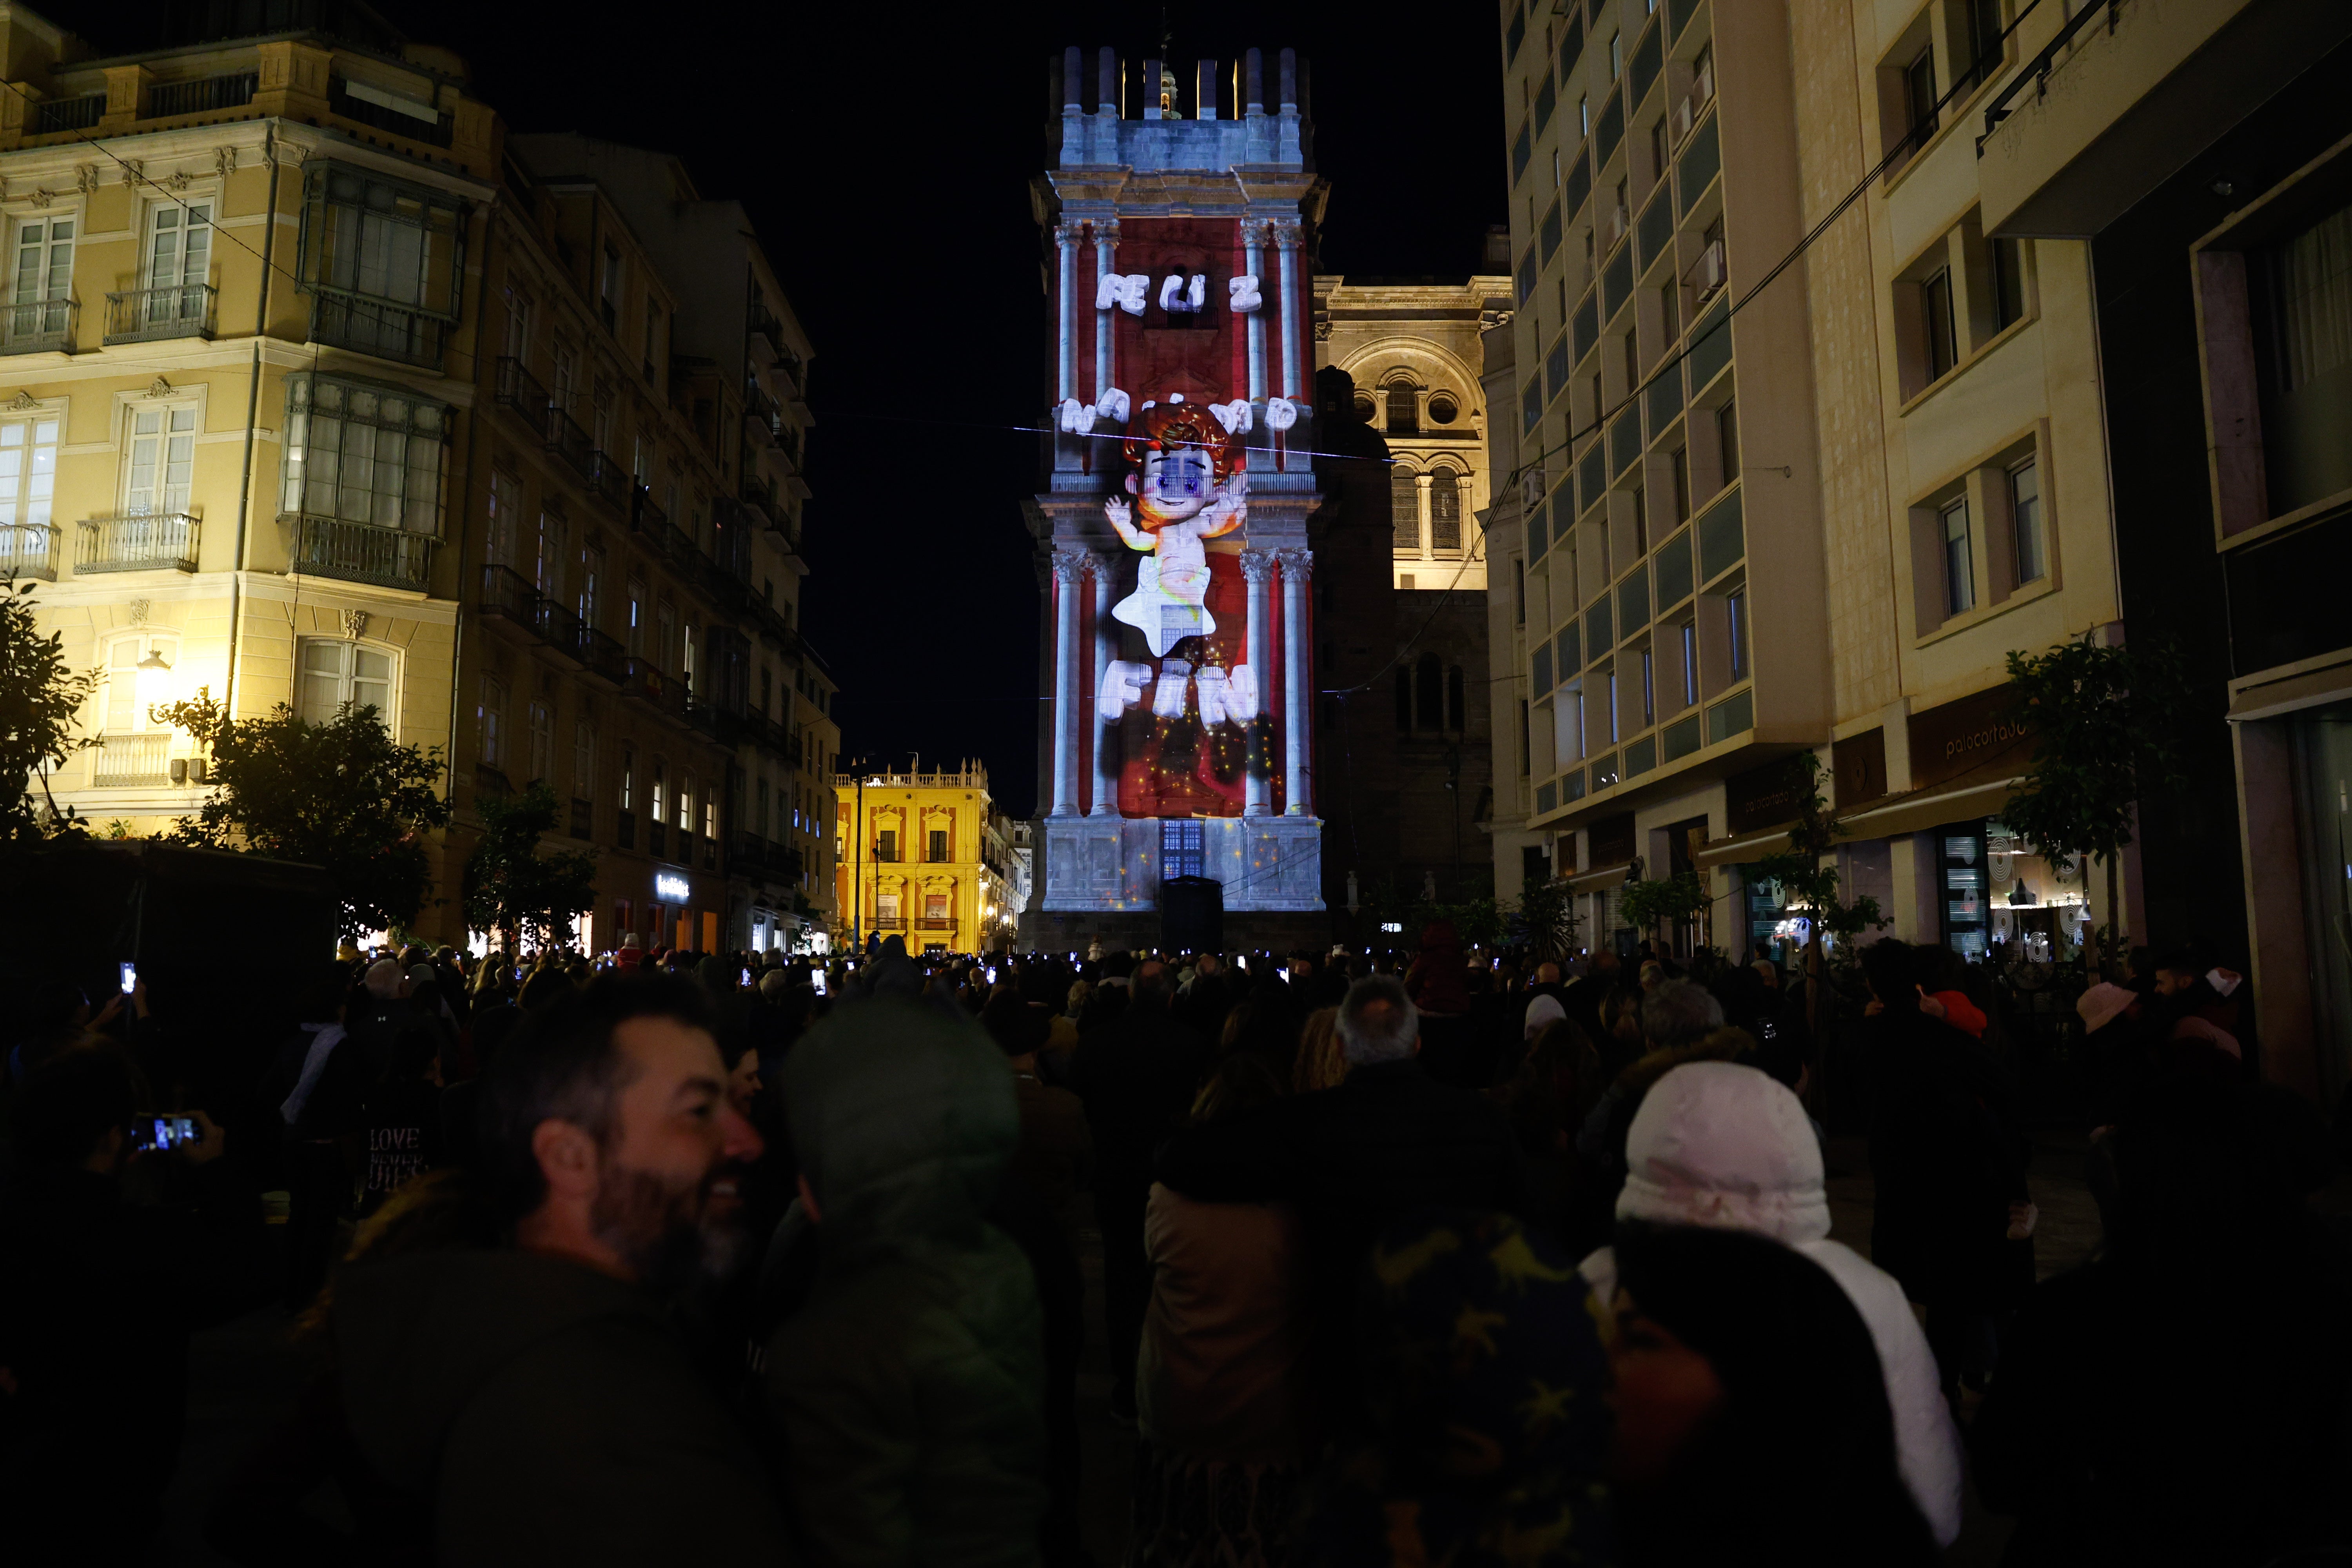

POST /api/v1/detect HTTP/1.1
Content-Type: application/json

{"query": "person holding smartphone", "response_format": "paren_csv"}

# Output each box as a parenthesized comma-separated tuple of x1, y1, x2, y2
(0, 1046, 243, 1559)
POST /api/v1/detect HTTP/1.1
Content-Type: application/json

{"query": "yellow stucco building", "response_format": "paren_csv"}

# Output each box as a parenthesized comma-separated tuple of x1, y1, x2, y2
(833, 763, 1021, 955)
(1, 6, 837, 953)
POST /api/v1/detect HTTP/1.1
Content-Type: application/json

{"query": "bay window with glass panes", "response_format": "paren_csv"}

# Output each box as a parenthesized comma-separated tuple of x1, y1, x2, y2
(280, 373, 448, 589)
(297, 162, 465, 369)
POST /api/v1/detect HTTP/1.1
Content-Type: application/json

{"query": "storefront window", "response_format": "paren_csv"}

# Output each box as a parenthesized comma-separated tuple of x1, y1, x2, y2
(1937, 821, 1989, 960)
(2292, 702, 2352, 1105)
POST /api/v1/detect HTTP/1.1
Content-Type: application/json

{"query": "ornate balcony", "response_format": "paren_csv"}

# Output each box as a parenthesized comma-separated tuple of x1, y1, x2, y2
(0, 523, 61, 581)
(2, 298, 75, 355)
(93, 733, 170, 787)
(104, 284, 216, 345)
(77, 513, 199, 573)
(286, 515, 436, 590)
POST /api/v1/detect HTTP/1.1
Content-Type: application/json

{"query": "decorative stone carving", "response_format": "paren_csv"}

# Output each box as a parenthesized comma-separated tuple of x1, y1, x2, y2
(343, 610, 369, 639)
(1274, 547, 1313, 581)
(1237, 549, 1277, 584)
(1053, 222, 1079, 247)
(214, 147, 236, 178)
(165, 170, 192, 193)
(1313, 319, 1332, 340)
(143, 377, 172, 399)
(128, 599, 151, 624)
(27, 189, 52, 209)
(6, 390, 38, 412)
(1049, 550, 1087, 586)
(74, 165, 97, 195)
(119, 160, 143, 189)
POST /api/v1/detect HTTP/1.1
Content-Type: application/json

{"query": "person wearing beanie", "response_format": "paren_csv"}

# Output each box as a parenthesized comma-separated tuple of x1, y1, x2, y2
(1579, 1060, 1963, 1544)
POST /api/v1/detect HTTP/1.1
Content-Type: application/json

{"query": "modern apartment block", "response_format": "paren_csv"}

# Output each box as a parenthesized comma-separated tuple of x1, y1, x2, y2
(1492, 0, 2131, 972)
(0, 4, 836, 954)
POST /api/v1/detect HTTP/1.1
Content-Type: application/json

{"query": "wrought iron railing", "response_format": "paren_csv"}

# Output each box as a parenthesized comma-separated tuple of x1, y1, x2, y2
(144, 72, 258, 118)
(0, 523, 61, 581)
(584, 449, 632, 512)
(78, 513, 200, 573)
(914, 916, 956, 931)
(287, 515, 436, 590)
(2, 298, 75, 354)
(478, 562, 537, 622)
(309, 293, 445, 370)
(93, 733, 170, 787)
(105, 283, 215, 345)
(544, 406, 596, 483)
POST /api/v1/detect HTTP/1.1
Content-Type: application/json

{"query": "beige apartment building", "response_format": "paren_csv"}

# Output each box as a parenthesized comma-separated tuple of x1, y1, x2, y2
(1491, 0, 2126, 963)
(0, 5, 836, 953)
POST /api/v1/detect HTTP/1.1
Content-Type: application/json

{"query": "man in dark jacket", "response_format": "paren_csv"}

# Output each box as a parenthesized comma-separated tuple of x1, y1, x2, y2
(1155, 975, 1522, 1441)
(332, 973, 787, 1563)
(1861, 938, 2030, 1395)
(1067, 960, 1207, 1421)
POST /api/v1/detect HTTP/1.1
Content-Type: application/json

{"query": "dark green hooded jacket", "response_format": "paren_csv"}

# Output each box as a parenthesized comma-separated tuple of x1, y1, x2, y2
(767, 995, 1048, 1567)
(334, 1248, 790, 1564)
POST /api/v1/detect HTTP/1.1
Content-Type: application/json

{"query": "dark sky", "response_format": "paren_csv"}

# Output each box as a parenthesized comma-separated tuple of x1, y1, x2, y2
(82, 1, 1508, 815)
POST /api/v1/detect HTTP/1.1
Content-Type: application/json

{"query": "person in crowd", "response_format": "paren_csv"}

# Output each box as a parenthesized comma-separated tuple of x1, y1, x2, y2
(765, 994, 1049, 1566)
(1973, 1058, 2348, 1566)
(1501, 1013, 1611, 1254)
(264, 964, 376, 1309)
(1596, 981, 1648, 1080)
(355, 1024, 443, 1219)
(1290, 1005, 1347, 1094)
(1604, 1223, 1940, 1567)
(1860, 937, 2032, 1400)
(1578, 1060, 1963, 1545)
(1402, 919, 1471, 1016)
(1915, 944, 1989, 1038)
(1574, 980, 1736, 1200)
(1156, 976, 1520, 1444)
(984, 991, 1093, 1240)
(1131, 1051, 1306, 1568)
(1176, 951, 1237, 1041)
(1296, 1209, 1612, 1568)
(0, 1046, 245, 1564)
(330, 973, 788, 1559)
(1069, 959, 1210, 1423)
(5, 977, 125, 1088)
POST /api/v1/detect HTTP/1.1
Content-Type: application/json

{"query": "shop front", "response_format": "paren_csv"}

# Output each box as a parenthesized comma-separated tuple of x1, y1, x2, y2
(611, 866, 720, 956)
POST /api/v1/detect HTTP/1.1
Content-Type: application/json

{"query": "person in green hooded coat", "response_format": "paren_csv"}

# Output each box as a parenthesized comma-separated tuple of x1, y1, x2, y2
(766, 994, 1050, 1567)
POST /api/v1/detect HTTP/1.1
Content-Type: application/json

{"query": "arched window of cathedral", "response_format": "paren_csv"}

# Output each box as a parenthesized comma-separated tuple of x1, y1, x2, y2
(1416, 653, 1443, 731)
(1385, 383, 1419, 435)
(1430, 468, 1463, 551)
(1427, 390, 1459, 424)
(1390, 465, 1421, 550)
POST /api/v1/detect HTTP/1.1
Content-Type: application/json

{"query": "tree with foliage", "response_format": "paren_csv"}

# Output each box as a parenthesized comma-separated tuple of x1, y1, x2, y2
(463, 782, 599, 956)
(1511, 873, 1581, 964)
(2001, 632, 2191, 977)
(1620, 869, 1712, 945)
(0, 578, 98, 843)
(1753, 751, 1889, 1034)
(157, 689, 450, 940)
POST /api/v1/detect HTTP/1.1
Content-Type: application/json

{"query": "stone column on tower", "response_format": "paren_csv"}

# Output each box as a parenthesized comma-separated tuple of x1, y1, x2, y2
(1277, 548, 1312, 815)
(1416, 471, 1435, 558)
(1092, 218, 1119, 403)
(1054, 223, 1078, 404)
(1049, 550, 1085, 816)
(1274, 219, 1304, 403)
(1090, 554, 1120, 815)
(1243, 220, 1268, 405)
(1240, 549, 1275, 816)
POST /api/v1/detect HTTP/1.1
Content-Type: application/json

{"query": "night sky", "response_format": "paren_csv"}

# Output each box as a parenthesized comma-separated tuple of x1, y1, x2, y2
(73, 2, 1509, 815)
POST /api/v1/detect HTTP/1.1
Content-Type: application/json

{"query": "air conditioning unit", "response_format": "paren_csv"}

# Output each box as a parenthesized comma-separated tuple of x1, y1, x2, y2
(1604, 206, 1630, 249)
(1669, 96, 1693, 145)
(1523, 468, 1547, 508)
(1692, 240, 1727, 303)
(1692, 62, 1715, 110)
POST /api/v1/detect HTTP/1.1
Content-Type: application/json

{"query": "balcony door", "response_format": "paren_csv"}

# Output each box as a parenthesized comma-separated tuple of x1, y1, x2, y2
(143, 203, 211, 327)
(11, 216, 73, 339)
(123, 405, 197, 517)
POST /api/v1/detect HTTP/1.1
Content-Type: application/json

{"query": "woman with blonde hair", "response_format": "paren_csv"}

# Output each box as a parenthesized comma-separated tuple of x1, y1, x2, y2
(1290, 1005, 1347, 1093)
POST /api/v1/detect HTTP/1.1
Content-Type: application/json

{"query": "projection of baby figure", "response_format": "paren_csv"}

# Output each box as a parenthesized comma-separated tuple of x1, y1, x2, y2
(1103, 397, 1247, 657)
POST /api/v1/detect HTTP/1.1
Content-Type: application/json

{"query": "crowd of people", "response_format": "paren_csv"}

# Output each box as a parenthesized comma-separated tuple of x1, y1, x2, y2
(0, 922, 2346, 1565)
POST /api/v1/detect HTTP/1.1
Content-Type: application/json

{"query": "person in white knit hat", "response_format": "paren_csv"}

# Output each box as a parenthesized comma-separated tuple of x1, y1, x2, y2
(1578, 1058, 1965, 1546)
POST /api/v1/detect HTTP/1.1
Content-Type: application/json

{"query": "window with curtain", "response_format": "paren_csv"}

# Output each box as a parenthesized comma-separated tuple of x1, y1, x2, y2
(297, 638, 394, 727)
(528, 700, 552, 784)
(0, 414, 60, 533)
(1430, 469, 1462, 550)
(1390, 466, 1421, 550)
(485, 467, 517, 567)
(10, 216, 73, 340)
(477, 675, 506, 768)
(280, 374, 447, 532)
(928, 827, 949, 862)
